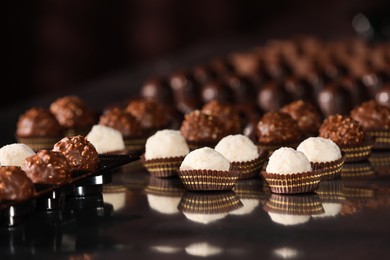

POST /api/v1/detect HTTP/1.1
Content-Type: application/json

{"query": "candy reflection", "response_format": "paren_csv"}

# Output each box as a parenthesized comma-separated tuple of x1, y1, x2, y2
(185, 242, 223, 257)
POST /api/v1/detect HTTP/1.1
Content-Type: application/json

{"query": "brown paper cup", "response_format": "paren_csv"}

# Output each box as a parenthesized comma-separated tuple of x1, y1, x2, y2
(176, 168, 240, 191)
(367, 129, 390, 150)
(261, 170, 321, 194)
(263, 193, 324, 216)
(144, 176, 185, 197)
(231, 156, 266, 180)
(310, 157, 345, 180)
(141, 155, 185, 178)
(341, 161, 375, 180)
(177, 191, 243, 214)
(340, 138, 373, 163)
(17, 136, 62, 151)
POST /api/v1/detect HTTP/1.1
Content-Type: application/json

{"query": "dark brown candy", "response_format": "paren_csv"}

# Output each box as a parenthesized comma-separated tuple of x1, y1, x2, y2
(280, 100, 322, 136)
(22, 150, 72, 185)
(16, 107, 62, 138)
(319, 114, 365, 146)
(179, 110, 226, 143)
(50, 95, 95, 129)
(53, 135, 99, 172)
(224, 74, 257, 103)
(350, 100, 390, 130)
(243, 114, 262, 143)
(317, 83, 352, 116)
(201, 100, 241, 135)
(282, 76, 314, 101)
(375, 85, 390, 108)
(357, 71, 383, 98)
(99, 107, 142, 138)
(0, 166, 35, 200)
(192, 65, 217, 85)
(256, 111, 302, 144)
(201, 79, 234, 104)
(337, 76, 369, 107)
(169, 71, 202, 114)
(124, 99, 169, 131)
(140, 76, 175, 105)
(208, 57, 235, 77)
(257, 81, 291, 112)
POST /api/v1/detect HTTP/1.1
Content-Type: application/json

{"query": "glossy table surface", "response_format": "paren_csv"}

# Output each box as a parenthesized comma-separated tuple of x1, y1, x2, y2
(1, 152, 390, 260)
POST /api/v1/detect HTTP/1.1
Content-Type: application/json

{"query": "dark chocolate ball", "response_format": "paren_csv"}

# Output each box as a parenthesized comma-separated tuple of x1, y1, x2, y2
(282, 76, 314, 101)
(257, 81, 291, 112)
(192, 65, 217, 85)
(201, 80, 234, 104)
(169, 71, 202, 113)
(338, 76, 369, 106)
(317, 84, 352, 116)
(140, 77, 174, 105)
(223, 74, 257, 104)
(375, 85, 390, 108)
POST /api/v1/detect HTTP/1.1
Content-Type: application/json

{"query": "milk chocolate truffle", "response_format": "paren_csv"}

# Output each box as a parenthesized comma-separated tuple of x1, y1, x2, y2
(257, 81, 291, 112)
(201, 80, 234, 104)
(319, 114, 365, 146)
(49, 95, 95, 133)
(350, 100, 390, 130)
(201, 100, 241, 135)
(280, 100, 322, 136)
(22, 150, 72, 185)
(169, 71, 202, 114)
(317, 84, 352, 116)
(0, 166, 35, 200)
(256, 111, 302, 145)
(53, 135, 99, 172)
(99, 107, 142, 138)
(180, 110, 226, 146)
(125, 99, 169, 132)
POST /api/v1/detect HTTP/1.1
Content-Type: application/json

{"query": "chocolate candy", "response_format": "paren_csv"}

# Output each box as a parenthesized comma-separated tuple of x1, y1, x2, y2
(125, 99, 169, 130)
(202, 100, 241, 135)
(257, 81, 291, 112)
(0, 166, 35, 200)
(375, 84, 390, 108)
(201, 79, 234, 104)
(99, 107, 142, 138)
(140, 76, 174, 105)
(317, 83, 352, 116)
(350, 100, 390, 130)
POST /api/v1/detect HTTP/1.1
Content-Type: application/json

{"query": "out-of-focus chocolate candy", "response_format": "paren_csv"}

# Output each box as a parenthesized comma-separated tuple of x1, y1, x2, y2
(201, 79, 234, 104)
(243, 114, 262, 143)
(317, 83, 352, 116)
(192, 65, 217, 85)
(257, 81, 291, 112)
(140, 76, 174, 105)
(375, 84, 390, 108)
(0, 166, 35, 200)
(282, 76, 314, 101)
(169, 71, 202, 114)
(338, 76, 369, 106)
(356, 70, 383, 98)
(208, 57, 235, 77)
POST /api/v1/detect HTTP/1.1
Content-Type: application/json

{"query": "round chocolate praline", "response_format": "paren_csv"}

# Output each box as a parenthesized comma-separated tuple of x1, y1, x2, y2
(375, 85, 390, 108)
(317, 83, 352, 116)
(53, 135, 99, 172)
(16, 107, 62, 138)
(256, 111, 302, 145)
(201, 100, 241, 135)
(319, 114, 365, 146)
(257, 81, 291, 112)
(0, 166, 35, 200)
(22, 150, 72, 185)
(140, 76, 175, 105)
(200, 80, 234, 104)
(337, 76, 370, 107)
(99, 107, 142, 138)
(350, 100, 390, 130)
(282, 76, 314, 101)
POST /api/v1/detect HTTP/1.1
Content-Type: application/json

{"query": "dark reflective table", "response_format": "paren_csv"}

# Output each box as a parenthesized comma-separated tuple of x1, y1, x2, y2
(1, 153, 390, 260)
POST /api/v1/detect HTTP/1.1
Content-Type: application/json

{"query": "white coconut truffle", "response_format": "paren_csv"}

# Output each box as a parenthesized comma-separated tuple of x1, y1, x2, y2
(0, 143, 35, 167)
(147, 194, 181, 214)
(145, 129, 189, 160)
(297, 137, 342, 163)
(86, 125, 125, 154)
(268, 212, 311, 226)
(312, 203, 342, 218)
(185, 242, 223, 257)
(182, 212, 228, 224)
(266, 147, 312, 174)
(215, 134, 259, 162)
(180, 147, 230, 171)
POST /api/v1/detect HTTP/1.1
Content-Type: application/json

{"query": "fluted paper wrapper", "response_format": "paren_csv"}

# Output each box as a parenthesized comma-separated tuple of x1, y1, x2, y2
(310, 157, 345, 180)
(340, 138, 373, 163)
(17, 136, 61, 151)
(231, 156, 266, 180)
(177, 191, 243, 214)
(316, 180, 346, 203)
(141, 155, 185, 178)
(177, 168, 240, 191)
(263, 193, 324, 215)
(261, 170, 321, 194)
(144, 176, 185, 197)
(341, 161, 375, 180)
(367, 129, 390, 150)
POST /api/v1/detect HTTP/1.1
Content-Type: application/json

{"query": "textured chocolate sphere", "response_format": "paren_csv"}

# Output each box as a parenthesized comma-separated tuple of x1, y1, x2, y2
(317, 84, 352, 116)
(99, 107, 142, 138)
(350, 100, 390, 130)
(22, 150, 72, 185)
(0, 166, 35, 200)
(125, 99, 169, 130)
(257, 81, 291, 112)
(202, 100, 241, 135)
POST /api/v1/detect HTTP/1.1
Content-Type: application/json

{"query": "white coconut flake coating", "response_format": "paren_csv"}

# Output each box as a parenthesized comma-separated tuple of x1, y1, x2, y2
(268, 212, 311, 225)
(266, 147, 312, 174)
(0, 143, 35, 167)
(86, 125, 125, 154)
(180, 147, 230, 171)
(145, 129, 189, 160)
(183, 212, 228, 224)
(147, 194, 181, 214)
(215, 134, 259, 162)
(297, 137, 342, 163)
(185, 242, 223, 257)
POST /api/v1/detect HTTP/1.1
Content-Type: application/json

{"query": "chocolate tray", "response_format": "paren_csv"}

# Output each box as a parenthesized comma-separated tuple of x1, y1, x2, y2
(0, 154, 137, 226)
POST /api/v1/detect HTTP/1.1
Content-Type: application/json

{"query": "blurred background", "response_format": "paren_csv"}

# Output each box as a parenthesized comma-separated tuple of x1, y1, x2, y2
(5, 0, 390, 110)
